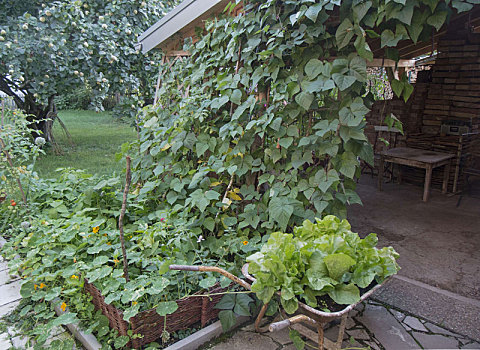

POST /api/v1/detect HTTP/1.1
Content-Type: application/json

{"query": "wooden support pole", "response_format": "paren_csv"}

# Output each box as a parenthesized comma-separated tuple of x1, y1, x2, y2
(118, 156, 132, 282)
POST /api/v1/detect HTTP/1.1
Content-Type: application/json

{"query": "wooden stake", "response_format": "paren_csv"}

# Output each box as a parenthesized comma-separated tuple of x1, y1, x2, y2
(154, 67, 163, 106)
(119, 156, 132, 282)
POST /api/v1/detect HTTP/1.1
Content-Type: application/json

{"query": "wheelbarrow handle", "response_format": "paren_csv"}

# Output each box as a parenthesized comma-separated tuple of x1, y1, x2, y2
(169, 265, 200, 272)
(269, 314, 317, 332)
(169, 264, 252, 290)
(269, 319, 291, 332)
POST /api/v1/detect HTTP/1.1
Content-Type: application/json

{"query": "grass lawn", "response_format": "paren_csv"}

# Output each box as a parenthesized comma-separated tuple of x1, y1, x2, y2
(35, 110, 137, 178)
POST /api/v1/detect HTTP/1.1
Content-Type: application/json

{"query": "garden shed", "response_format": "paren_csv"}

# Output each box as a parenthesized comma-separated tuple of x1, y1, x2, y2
(138, 1, 480, 197)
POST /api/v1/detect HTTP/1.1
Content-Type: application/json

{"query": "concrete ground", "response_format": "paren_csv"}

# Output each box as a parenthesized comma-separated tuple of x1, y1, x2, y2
(348, 176, 480, 341)
(349, 176, 480, 300)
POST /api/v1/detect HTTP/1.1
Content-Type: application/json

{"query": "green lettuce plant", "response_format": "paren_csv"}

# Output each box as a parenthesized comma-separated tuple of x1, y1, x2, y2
(247, 215, 399, 314)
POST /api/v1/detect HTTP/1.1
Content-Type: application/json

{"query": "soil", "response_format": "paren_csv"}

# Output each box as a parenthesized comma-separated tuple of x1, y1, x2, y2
(311, 281, 378, 313)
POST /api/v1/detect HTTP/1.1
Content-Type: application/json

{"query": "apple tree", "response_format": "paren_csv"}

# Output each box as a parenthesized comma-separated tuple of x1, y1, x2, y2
(0, 0, 175, 140)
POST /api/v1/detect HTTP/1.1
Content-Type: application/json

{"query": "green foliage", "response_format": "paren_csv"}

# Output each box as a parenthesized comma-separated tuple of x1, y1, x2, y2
(0, 109, 261, 345)
(55, 86, 94, 111)
(246, 216, 399, 314)
(214, 292, 255, 331)
(0, 107, 44, 205)
(391, 72, 415, 102)
(0, 0, 177, 121)
(129, 0, 464, 237)
(289, 329, 305, 350)
(0, 0, 49, 24)
(366, 68, 392, 101)
(0, 0, 470, 347)
(0, 164, 263, 347)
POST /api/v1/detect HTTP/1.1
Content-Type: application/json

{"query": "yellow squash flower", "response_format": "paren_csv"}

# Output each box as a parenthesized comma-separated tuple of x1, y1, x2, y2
(92, 226, 99, 234)
(60, 302, 67, 312)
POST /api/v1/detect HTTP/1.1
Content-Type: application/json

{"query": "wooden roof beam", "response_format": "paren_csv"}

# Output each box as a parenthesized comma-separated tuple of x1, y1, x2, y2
(367, 58, 416, 67)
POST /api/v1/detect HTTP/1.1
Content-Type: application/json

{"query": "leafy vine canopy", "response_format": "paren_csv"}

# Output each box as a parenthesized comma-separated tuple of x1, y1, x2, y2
(129, 0, 474, 235)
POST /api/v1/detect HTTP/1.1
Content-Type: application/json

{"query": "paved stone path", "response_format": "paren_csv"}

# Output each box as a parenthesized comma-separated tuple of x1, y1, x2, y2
(206, 300, 480, 350)
(0, 256, 78, 349)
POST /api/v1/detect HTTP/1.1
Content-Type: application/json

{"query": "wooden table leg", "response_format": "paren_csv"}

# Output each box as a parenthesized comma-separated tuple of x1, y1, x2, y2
(442, 160, 451, 194)
(378, 156, 384, 191)
(423, 164, 433, 202)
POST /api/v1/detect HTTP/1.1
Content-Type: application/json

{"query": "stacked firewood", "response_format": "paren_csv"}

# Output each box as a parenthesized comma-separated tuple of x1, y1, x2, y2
(423, 31, 480, 135)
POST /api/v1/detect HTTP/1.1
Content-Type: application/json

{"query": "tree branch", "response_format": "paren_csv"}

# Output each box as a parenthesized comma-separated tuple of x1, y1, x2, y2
(0, 75, 25, 109)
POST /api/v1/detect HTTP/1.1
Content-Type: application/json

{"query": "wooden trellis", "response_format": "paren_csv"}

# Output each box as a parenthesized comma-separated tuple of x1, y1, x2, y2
(154, 51, 191, 105)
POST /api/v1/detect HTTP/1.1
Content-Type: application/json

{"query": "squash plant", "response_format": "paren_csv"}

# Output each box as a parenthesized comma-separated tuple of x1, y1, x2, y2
(247, 215, 399, 314)
(128, 0, 472, 238)
(0, 167, 263, 348)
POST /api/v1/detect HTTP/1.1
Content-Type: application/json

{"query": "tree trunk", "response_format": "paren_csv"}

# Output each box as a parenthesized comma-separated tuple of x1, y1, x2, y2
(24, 94, 55, 141)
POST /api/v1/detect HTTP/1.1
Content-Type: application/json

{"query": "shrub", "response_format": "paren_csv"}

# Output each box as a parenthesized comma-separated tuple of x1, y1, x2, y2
(55, 86, 94, 110)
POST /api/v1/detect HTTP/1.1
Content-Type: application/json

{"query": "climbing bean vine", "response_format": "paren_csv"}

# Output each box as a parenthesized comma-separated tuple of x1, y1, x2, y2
(127, 0, 473, 236)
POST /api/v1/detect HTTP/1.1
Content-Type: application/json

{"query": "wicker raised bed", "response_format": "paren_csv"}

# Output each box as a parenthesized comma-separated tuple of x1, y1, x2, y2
(84, 279, 228, 349)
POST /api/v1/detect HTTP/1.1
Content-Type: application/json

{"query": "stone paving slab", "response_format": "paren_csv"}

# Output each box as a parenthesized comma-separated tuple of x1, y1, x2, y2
(463, 342, 480, 349)
(412, 331, 460, 349)
(0, 268, 19, 285)
(403, 315, 428, 332)
(267, 326, 293, 346)
(374, 275, 480, 341)
(209, 331, 279, 350)
(11, 334, 29, 349)
(0, 300, 20, 317)
(0, 332, 12, 349)
(0, 280, 21, 307)
(357, 303, 418, 349)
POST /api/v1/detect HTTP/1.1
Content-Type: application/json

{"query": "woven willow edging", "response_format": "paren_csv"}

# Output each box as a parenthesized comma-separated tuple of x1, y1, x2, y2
(84, 280, 228, 349)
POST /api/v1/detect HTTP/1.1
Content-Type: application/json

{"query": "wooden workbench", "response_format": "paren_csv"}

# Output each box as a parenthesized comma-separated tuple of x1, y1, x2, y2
(378, 147, 455, 202)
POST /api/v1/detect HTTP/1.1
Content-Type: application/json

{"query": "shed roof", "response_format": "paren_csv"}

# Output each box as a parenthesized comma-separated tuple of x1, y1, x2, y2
(136, 0, 234, 54)
(137, 1, 480, 63)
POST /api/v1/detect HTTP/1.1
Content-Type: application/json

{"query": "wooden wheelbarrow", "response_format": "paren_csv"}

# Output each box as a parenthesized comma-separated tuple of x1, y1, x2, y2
(169, 264, 386, 350)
